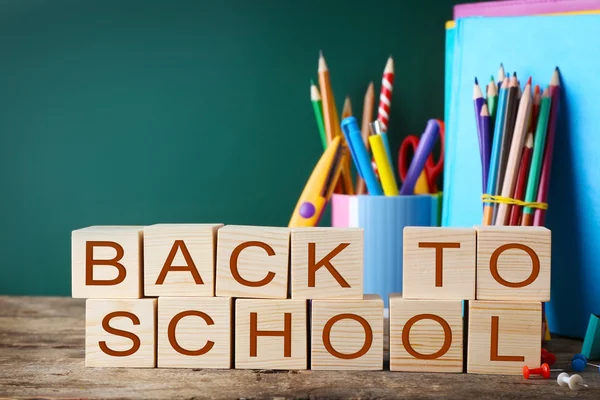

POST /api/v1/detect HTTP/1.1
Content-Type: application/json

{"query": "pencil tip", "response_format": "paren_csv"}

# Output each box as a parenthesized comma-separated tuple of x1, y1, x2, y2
(474, 77, 479, 85)
(500, 62, 504, 68)
(310, 79, 315, 86)
(490, 75, 495, 82)
(527, 77, 532, 85)
(513, 72, 517, 78)
(319, 50, 323, 58)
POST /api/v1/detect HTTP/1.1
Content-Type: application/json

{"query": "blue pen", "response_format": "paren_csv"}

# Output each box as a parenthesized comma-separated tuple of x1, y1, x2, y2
(486, 79, 509, 198)
(341, 117, 383, 196)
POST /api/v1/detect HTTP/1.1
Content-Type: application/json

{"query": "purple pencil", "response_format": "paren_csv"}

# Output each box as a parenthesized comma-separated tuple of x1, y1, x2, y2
(474, 77, 485, 181)
(479, 104, 492, 192)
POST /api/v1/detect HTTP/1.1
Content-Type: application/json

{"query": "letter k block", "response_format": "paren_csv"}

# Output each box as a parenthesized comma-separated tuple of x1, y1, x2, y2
(290, 228, 363, 299)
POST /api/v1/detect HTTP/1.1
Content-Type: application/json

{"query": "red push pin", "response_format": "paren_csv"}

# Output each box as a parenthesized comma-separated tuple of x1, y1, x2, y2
(523, 363, 562, 379)
(542, 348, 556, 367)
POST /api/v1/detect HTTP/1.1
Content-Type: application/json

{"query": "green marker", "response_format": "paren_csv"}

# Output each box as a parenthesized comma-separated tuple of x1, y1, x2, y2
(310, 80, 327, 150)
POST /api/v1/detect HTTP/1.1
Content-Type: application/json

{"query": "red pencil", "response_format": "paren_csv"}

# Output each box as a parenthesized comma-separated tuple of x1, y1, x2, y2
(529, 85, 541, 134)
(509, 133, 533, 226)
(533, 68, 561, 226)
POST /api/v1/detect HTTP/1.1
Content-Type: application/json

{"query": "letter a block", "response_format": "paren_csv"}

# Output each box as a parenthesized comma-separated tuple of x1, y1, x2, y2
(467, 300, 541, 375)
(72, 226, 144, 298)
(476, 226, 551, 301)
(157, 297, 232, 368)
(216, 226, 290, 298)
(389, 294, 463, 372)
(86, 298, 156, 367)
(311, 295, 383, 370)
(291, 228, 363, 299)
(403, 227, 476, 300)
(235, 299, 307, 370)
(144, 224, 223, 297)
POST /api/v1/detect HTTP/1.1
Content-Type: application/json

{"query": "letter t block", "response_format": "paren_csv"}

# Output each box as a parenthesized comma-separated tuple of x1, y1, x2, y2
(291, 228, 363, 299)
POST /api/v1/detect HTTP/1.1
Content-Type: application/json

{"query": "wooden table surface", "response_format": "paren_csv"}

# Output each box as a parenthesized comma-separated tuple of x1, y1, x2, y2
(1, 296, 599, 400)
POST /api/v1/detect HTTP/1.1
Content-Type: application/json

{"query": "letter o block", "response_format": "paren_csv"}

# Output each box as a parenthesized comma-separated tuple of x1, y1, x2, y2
(311, 295, 383, 370)
(216, 226, 290, 298)
(476, 226, 551, 301)
(389, 294, 463, 372)
(85, 298, 156, 367)
(158, 297, 232, 368)
(72, 226, 144, 298)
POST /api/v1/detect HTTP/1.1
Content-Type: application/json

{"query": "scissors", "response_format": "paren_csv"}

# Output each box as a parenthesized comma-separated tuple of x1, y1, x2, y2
(398, 119, 445, 195)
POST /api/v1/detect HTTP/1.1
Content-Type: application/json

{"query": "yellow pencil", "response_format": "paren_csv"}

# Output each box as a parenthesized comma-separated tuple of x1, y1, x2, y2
(369, 135, 398, 196)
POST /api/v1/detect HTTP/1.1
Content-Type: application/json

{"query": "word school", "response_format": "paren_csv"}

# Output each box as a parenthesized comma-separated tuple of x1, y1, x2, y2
(72, 224, 551, 374)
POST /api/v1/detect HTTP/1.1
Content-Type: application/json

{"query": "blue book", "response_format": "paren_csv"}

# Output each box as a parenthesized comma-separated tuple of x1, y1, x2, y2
(442, 14, 600, 338)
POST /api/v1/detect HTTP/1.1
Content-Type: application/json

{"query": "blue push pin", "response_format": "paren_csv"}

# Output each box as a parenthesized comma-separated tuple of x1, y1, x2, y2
(571, 353, 600, 372)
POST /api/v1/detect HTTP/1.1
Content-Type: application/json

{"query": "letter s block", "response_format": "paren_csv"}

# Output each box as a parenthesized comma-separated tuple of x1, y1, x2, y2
(389, 294, 463, 372)
(311, 295, 383, 370)
(216, 225, 290, 298)
(467, 300, 541, 375)
(72, 226, 144, 298)
(85, 298, 156, 367)
(476, 226, 551, 301)
(291, 228, 363, 299)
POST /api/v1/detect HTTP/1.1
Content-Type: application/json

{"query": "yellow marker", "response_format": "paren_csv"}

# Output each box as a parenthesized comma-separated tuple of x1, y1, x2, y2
(369, 135, 399, 196)
(289, 136, 344, 227)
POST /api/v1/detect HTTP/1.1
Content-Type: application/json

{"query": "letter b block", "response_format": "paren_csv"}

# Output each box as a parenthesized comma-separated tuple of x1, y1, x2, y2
(216, 226, 290, 298)
(311, 295, 383, 370)
(476, 226, 551, 301)
(291, 228, 363, 299)
(389, 294, 463, 372)
(72, 226, 144, 298)
(235, 299, 307, 370)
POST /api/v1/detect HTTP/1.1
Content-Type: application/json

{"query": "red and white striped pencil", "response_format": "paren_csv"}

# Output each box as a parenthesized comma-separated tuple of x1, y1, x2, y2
(377, 56, 394, 132)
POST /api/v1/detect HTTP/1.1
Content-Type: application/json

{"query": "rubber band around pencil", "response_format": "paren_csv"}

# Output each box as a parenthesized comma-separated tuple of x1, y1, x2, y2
(481, 194, 548, 210)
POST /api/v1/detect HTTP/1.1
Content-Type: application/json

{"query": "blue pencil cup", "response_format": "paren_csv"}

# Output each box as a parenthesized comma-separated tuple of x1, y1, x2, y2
(332, 194, 439, 306)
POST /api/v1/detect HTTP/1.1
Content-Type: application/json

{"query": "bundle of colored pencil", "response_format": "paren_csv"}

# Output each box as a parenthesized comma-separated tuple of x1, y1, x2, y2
(475, 65, 561, 228)
(310, 52, 395, 195)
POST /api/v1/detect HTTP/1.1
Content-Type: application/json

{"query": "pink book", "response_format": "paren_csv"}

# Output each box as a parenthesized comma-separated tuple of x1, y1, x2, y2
(454, 0, 600, 18)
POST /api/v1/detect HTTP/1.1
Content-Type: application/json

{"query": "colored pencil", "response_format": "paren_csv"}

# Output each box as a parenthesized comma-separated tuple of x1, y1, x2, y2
(479, 104, 492, 192)
(522, 88, 551, 226)
(496, 79, 532, 225)
(533, 68, 561, 226)
(509, 133, 533, 226)
(356, 82, 375, 195)
(310, 81, 327, 150)
(497, 63, 505, 92)
(377, 56, 394, 132)
(529, 85, 541, 134)
(487, 75, 498, 124)
(493, 73, 519, 223)
(341, 96, 353, 120)
(474, 78, 485, 182)
(483, 77, 509, 225)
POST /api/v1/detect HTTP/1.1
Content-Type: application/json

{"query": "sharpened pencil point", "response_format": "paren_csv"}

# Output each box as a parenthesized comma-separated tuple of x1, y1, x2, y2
(550, 68, 560, 86)
(475, 77, 479, 85)
(490, 75, 495, 82)
(527, 77, 532, 85)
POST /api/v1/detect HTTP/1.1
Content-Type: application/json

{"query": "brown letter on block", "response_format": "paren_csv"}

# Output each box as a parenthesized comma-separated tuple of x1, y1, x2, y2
(99, 311, 141, 357)
(168, 310, 215, 356)
(308, 242, 351, 288)
(86, 241, 126, 286)
(490, 243, 540, 288)
(417, 242, 461, 287)
(402, 314, 452, 360)
(250, 312, 292, 357)
(323, 313, 372, 359)
(155, 240, 204, 285)
(490, 316, 524, 362)
(231, 241, 276, 287)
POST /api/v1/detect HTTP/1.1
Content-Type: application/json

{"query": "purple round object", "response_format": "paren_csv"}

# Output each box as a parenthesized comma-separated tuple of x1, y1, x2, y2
(299, 202, 316, 218)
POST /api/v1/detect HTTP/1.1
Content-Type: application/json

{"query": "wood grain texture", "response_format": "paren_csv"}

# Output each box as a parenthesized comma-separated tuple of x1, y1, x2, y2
(311, 294, 383, 370)
(157, 297, 231, 369)
(235, 299, 307, 370)
(467, 300, 541, 375)
(2, 296, 600, 399)
(476, 226, 551, 301)
(389, 294, 463, 372)
(144, 224, 222, 297)
(85, 298, 156, 368)
(72, 226, 144, 299)
(216, 225, 290, 299)
(291, 228, 363, 299)
(403, 227, 476, 300)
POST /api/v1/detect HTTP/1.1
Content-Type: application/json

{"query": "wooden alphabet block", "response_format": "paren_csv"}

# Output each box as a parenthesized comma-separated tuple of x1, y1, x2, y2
(389, 294, 463, 372)
(235, 299, 307, 370)
(476, 226, 551, 301)
(85, 298, 156, 367)
(291, 228, 363, 299)
(72, 226, 144, 299)
(403, 227, 476, 300)
(144, 224, 222, 297)
(216, 225, 290, 299)
(157, 297, 232, 368)
(311, 294, 383, 370)
(467, 300, 541, 375)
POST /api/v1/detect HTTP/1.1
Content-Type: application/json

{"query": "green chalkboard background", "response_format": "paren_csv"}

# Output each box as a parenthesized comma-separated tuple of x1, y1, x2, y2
(0, 0, 473, 296)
